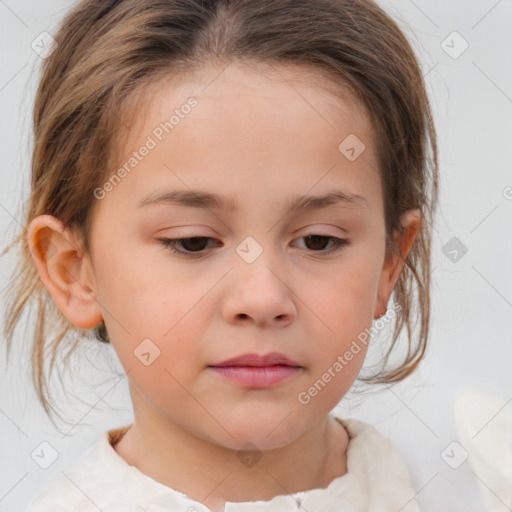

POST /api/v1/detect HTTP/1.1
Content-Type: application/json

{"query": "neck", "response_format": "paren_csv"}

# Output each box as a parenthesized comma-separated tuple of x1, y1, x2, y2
(113, 413, 348, 510)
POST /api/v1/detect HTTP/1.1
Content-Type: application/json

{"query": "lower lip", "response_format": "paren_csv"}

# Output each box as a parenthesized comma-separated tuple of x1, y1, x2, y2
(209, 365, 302, 388)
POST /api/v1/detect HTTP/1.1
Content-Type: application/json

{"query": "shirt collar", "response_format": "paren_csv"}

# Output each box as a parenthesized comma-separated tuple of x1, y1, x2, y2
(92, 416, 415, 512)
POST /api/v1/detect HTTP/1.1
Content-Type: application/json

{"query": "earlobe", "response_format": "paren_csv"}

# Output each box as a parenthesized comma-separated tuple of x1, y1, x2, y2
(28, 214, 103, 330)
(374, 209, 421, 319)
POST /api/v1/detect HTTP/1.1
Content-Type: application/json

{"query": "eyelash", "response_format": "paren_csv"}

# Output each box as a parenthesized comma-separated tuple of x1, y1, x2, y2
(156, 235, 350, 258)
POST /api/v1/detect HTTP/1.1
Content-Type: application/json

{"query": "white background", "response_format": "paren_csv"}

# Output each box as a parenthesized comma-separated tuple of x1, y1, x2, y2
(1, 1, 511, 511)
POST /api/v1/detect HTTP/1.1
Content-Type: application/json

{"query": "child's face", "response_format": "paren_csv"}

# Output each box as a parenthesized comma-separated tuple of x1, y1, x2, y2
(76, 63, 411, 449)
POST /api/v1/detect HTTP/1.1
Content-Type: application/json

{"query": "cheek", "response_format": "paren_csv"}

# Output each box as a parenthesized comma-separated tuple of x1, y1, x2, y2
(92, 244, 211, 364)
(299, 254, 380, 388)
(93, 237, 185, 319)
(305, 257, 380, 330)
(104, 300, 207, 416)
(103, 288, 206, 371)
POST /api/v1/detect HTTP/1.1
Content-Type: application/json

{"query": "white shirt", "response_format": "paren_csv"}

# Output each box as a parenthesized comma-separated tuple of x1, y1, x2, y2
(24, 416, 419, 512)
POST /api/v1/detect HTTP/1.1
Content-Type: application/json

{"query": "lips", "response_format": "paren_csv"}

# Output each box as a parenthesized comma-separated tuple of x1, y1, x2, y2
(208, 352, 303, 388)
(209, 352, 302, 368)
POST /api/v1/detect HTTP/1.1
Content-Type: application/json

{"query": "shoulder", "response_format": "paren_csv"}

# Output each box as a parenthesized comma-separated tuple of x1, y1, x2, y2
(336, 416, 406, 463)
(24, 425, 134, 512)
(332, 415, 420, 512)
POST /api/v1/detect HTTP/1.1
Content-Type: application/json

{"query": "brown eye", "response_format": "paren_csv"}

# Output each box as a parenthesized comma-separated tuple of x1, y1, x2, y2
(296, 235, 350, 254)
(303, 235, 330, 251)
(157, 236, 219, 256)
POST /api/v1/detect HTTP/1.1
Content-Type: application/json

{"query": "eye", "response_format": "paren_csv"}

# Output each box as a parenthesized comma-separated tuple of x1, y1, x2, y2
(295, 234, 351, 254)
(156, 234, 350, 258)
(156, 236, 219, 257)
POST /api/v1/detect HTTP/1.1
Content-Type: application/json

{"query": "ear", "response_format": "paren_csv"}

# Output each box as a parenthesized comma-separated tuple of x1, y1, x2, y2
(27, 214, 103, 330)
(374, 209, 421, 319)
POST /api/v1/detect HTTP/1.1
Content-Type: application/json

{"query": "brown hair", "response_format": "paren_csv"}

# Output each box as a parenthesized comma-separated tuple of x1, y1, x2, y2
(2, 0, 439, 425)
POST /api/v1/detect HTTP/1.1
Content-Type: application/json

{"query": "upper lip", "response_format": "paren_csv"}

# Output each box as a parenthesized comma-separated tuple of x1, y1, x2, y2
(209, 352, 302, 367)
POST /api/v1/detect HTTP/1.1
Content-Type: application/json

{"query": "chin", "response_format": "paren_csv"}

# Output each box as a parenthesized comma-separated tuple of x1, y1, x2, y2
(201, 414, 308, 452)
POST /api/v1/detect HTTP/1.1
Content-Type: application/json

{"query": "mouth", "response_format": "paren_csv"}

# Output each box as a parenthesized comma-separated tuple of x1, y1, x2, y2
(208, 352, 303, 388)
(209, 351, 302, 368)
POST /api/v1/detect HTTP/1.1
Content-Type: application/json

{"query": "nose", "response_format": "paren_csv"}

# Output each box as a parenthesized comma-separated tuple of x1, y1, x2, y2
(221, 254, 297, 329)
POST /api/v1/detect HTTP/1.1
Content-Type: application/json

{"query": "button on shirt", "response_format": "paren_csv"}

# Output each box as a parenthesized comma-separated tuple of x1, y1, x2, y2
(24, 416, 419, 512)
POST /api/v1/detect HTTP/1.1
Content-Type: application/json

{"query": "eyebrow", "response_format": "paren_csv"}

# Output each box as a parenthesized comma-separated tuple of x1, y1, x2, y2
(138, 188, 369, 212)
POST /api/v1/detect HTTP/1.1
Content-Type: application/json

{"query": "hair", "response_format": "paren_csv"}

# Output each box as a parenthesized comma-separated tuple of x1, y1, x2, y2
(2, 0, 439, 425)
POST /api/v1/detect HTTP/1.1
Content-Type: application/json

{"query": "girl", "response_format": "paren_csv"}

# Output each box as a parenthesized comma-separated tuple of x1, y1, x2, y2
(3, 0, 438, 510)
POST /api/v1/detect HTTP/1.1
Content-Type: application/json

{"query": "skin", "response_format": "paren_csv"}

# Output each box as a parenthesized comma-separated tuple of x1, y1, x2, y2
(28, 61, 420, 511)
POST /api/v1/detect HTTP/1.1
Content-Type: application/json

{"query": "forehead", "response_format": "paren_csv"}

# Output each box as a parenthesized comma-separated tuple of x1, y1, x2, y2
(121, 60, 373, 151)
(107, 61, 382, 217)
